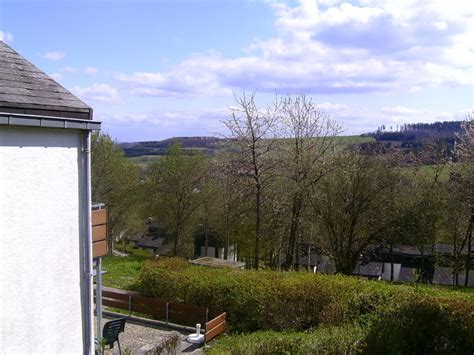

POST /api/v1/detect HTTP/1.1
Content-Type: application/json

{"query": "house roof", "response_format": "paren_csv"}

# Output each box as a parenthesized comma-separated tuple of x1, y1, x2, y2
(353, 262, 383, 278)
(433, 267, 474, 287)
(135, 236, 166, 250)
(0, 41, 92, 120)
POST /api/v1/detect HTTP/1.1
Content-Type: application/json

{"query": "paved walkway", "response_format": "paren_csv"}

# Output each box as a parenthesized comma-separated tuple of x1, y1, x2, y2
(97, 315, 204, 354)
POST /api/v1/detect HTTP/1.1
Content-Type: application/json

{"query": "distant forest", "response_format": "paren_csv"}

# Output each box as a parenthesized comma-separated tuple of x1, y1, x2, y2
(359, 120, 464, 161)
(120, 136, 225, 157)
(120, 120, 465, 160)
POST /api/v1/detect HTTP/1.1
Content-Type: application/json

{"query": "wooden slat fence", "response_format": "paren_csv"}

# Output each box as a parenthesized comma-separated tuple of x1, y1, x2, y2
(205, 312, 227, 343)
(95, 287, 227, 342)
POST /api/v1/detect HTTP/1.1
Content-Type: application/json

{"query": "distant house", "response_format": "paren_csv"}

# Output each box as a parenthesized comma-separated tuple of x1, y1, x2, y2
(303, 243, 473, 287)
(0, 41, 100, 353)
(194, 226, 238, 261)
(130, 219, 168, 255)
(190, 257, 245, 269)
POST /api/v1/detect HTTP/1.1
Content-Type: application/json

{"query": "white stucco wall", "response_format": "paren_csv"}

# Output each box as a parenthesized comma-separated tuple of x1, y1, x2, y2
(0, 126, 85, 353)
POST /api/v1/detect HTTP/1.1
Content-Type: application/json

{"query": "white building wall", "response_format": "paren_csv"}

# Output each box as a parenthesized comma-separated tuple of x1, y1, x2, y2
(382, 262, 401, 281)
(0, 127, 85, 353)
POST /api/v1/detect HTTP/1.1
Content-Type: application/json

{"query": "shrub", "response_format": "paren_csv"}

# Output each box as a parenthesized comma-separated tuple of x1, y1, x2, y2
(138, 258, 474, 353)
(364, 296, 474, 354)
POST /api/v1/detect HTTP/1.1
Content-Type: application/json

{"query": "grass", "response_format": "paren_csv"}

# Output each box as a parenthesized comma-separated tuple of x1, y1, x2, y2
(127, 155, 164, 168)
(125, 135, 375, 167)
(101, 246, 150, 289)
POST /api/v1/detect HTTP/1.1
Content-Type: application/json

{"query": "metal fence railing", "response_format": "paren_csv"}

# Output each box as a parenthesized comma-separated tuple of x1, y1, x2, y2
(94, 287, 227, 343)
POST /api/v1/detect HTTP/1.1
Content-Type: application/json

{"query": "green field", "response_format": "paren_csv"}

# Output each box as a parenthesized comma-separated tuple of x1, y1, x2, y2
(127, 155, 164, 168)
(125, 135, 375, 167)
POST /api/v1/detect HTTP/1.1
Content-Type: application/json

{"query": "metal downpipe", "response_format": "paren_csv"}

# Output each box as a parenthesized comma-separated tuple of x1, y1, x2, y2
(84, 130, 94, 354)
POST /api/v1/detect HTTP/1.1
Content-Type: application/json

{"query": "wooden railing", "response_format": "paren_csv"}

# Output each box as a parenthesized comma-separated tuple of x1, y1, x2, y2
(95, 287, 227, 343)
(205, 312, 227, 343)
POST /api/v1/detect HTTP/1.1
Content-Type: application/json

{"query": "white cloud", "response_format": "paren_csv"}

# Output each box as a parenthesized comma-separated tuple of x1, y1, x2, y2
(62, 66, 78, 73)
(62, 66, 98, 75)
(84, 67, 98, 75)
(72, 83, 119, 103)
(115, 0, 473, 97)
(0, 31, 13, 43)
(49, 73, 63, 81)
(318, 102, 469, 133)
(43, 51, 65, 61)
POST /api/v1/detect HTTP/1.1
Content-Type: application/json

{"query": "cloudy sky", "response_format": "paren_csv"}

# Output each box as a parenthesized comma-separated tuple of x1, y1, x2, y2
(0, 0, 472, 141)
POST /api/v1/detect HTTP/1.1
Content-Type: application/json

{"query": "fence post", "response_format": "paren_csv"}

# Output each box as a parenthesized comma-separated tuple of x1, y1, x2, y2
(166, 302, 169, 329)
(205, 308, 209, 324)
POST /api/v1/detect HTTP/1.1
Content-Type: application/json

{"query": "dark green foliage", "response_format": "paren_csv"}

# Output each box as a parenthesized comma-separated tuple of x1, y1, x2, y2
(139, 258, 474, 353)
(364, 297, 474, 354)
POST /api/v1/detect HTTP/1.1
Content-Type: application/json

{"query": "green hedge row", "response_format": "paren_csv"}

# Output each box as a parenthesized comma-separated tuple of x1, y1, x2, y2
(138, 258, 474, 353)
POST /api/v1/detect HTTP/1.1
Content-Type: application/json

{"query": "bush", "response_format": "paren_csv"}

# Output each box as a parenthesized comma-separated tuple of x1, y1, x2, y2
(138, 258, 474, 353)
(139, 258, 366, 331)
(364, 297, 474, 354)
(208, 324, 367, 355)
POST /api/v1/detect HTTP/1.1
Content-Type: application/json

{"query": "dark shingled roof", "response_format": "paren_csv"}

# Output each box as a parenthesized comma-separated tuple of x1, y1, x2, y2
(0, 41, 92, 120)
(135, 236, 166, 250)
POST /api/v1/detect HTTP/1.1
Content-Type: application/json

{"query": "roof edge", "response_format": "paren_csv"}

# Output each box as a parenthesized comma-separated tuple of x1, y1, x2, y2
(0, 103, 93, 120)
(0, 112, 100, 131)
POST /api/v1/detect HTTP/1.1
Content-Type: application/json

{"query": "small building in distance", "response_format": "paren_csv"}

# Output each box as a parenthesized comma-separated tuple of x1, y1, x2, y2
(190, 257, 245, 270)
(0, 40, 100, 353)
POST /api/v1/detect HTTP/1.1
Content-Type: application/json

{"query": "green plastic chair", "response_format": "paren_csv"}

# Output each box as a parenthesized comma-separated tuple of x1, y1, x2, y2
(102, 317, 127, 354)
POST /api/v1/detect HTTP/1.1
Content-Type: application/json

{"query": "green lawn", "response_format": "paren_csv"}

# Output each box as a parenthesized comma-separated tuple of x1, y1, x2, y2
(101, 247, 150, 289)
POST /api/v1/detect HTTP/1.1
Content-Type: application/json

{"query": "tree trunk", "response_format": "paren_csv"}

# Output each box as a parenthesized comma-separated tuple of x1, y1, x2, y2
(224, 209, 230, 260)
(204, 224, 209, 258)
(390, 243, 394, 282)
(254, 184, 261, 270)
(307, 245, 311, 272)
(204, 201, 209, 257)
(173, 223, 180, 256)
(419, 248, 425, 283)
(464, 208, 473, 287)
(285, 195, 302, 269)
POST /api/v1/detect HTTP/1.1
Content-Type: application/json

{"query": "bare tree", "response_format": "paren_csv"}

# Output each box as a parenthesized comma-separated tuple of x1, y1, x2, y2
(224, 92, 280, 269)
(279, 94, 340, 269)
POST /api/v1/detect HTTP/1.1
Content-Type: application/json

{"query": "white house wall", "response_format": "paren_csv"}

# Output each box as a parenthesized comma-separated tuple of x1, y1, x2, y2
(0, 126, 85, 353)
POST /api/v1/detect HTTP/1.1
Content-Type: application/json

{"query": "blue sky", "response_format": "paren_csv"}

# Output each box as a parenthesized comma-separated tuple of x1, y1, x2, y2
(0, 0, 472, 142)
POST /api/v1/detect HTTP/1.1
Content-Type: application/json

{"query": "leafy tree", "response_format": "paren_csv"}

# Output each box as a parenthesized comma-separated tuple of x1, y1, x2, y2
(449, 114, 474, 285)
(147, 142, 206, 257)
(210, 153, 248, 260)
(91, 132, 141, 253)
(311, 151, 398, 274)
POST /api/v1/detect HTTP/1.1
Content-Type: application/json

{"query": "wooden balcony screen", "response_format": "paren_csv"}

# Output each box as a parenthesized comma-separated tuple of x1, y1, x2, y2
(92, 208, 108, 258)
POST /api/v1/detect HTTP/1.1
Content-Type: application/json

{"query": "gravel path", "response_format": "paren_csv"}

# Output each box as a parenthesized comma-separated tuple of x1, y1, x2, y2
(97, 315, 204, 354)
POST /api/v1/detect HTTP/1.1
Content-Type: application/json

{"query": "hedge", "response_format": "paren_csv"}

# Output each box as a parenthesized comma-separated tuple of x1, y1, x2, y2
(138, 258, 474, 353)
